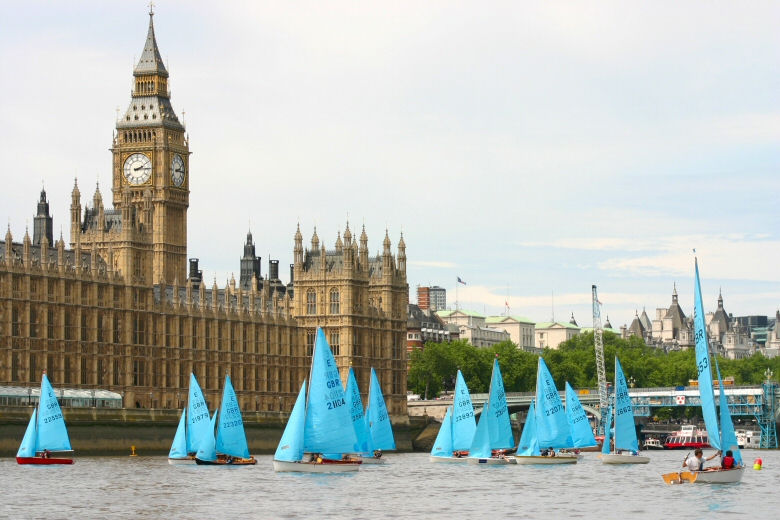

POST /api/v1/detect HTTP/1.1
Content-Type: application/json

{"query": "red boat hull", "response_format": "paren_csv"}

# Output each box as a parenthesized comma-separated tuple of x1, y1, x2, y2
(663, 441, 710, 450)
(16, 456, 73, 465)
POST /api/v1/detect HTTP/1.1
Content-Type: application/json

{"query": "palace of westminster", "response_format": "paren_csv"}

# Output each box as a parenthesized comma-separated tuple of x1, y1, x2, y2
(0, 12, 409, 415)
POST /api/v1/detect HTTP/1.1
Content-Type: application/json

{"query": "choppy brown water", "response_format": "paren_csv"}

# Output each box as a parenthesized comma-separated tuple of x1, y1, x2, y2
(1, 450, 778, 519)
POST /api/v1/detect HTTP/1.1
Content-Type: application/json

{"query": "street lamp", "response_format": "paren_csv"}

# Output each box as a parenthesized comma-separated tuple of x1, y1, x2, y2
(765, 368, 774, 383)
(628, 376, 636, 388)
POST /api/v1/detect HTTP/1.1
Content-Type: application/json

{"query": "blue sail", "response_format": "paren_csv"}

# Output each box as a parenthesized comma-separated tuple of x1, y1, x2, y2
(451, 370, 477, 451)
(693, 259, 721, 451)
(468, 402, 492, 458)
(36, 373, 72, 452)
(216, 375, 250, 459)
(565, 382, 597, 448)
(303, 328, 358, 453)
(714, 360, 743, 466)
(601, 405, 613, 455)
(517, 400, 540, 456)
(16, 409, 37, 458)
(614, 357, 639, 452)
(535, 358, 572, 449)
(345, 368, 371, 453)
(196, 408, 219, 462)
(431, 406, 454, 456)
(275, 380, 307, 462)
(486, 358, 514, 449)
(186, 373, 212, 454)
(366, 367, 396, 451)
(168, 408, 188, 458)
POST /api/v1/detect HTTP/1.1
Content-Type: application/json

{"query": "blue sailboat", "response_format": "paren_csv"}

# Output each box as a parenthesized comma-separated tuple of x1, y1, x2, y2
(16, 372, 73, 465)
(672, 258, 743, 483)
(273, 328, 361, 472)
(331, 367, 374, 462)
(468, 357, 516, 464)
(429, 370, 476, 463)
(565, 382, 597, 450)
(168, 372, 212, 464)
(601, 357, 649, 464)
(196, 374, 257, 465)
(515, 358, 577, 464)
(364, 367, 396, 462)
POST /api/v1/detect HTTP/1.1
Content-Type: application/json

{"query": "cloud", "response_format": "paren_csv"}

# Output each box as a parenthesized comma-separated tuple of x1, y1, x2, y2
(408, 260, 456, 269)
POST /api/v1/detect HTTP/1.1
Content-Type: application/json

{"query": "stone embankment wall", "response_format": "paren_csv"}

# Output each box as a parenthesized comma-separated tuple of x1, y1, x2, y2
(0, 407, 427, 456)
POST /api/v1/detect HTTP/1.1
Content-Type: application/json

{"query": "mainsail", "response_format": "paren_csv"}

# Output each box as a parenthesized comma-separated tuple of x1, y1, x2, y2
(535, 358, 573, 449)
(365, 367, 396, 451)
(345, 367, 371, 454)
(517, 400, 540, 456)
(186, 373, 212, 455)
(565, 382, 597, 449)
(614, 357, 639, 453)
(36, 373, 72, 452)
(693, 259, 721, 451)
(451, 370, 477, 451)
(168, 408, 188, 459)
(430, 406, 454, 457)
(216, 375, 251, 459)
(303, 328, 358, 454)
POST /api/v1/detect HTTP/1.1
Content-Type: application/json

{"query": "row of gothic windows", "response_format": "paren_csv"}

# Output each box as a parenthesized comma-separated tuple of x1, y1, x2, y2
(123, 130, 156, 143)
(306, 289, 340, 315)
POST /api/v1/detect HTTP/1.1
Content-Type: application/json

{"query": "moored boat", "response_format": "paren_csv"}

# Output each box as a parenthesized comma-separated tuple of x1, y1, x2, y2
(643, 438, 664, 450)
(663, 425, 709, 450)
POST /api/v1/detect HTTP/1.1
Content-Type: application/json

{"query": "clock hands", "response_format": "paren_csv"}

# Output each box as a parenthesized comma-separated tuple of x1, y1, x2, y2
(134, 165, 150, 171)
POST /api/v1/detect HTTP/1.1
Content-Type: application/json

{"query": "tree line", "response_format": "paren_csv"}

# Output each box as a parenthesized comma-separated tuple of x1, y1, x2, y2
(407, 331, 780, 400)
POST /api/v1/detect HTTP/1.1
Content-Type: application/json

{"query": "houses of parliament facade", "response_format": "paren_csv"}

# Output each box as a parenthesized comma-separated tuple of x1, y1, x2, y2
(0, 12, 408, 415)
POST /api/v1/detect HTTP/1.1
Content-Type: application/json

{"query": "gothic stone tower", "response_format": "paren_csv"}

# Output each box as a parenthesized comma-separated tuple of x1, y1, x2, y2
(292, 223, 409, 414)
(72, 9, 189, 285)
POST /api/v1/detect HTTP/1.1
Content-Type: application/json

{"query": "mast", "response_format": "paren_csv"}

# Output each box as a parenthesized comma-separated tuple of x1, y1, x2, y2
(592, 285, 608, 434)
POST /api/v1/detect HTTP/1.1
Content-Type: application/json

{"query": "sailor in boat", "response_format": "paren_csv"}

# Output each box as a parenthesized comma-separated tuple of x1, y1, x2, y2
(373, 449, 383, 459)
(721, 450, 737, 469)
(683, 448, 720, 471)
(541, 447, 555, 457)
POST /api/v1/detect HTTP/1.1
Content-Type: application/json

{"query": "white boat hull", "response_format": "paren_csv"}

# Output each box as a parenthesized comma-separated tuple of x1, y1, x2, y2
(429, 455, 470, 463)
(694, 466, 745, 483)
(601, 453, 650, 464)
(167, 457, 195, 465)
(273, 459, 360, 473)
(514, 454, 578, 465)
(467, 456, 518, 465)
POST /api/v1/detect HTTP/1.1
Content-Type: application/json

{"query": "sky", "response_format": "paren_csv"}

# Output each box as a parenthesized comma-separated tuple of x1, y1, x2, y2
(1, 1, 778, 329)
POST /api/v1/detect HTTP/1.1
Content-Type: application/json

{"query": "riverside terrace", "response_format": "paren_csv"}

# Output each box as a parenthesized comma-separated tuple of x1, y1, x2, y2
(407, 381, 780, 448)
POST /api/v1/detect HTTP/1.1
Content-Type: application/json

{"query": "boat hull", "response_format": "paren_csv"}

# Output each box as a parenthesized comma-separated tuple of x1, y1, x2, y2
(16, 456, 73, 465)
(429, 455, 470, 463)
(195, 456, 257, 466)
(273, 459, 360, 473)
(514, 454, 578, 465)
(601, 453, 650, 464)
(467, 456, 518, 465)
(694, 467, 745, 484)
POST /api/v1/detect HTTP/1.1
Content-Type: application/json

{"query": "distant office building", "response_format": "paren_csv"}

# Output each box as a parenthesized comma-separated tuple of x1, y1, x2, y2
(406, 304, 452, 351)
(534, 321, 580, 349)
(436, 309, 509, 348)
(485, 316, 536, 351)
(417, 285, 446, 311)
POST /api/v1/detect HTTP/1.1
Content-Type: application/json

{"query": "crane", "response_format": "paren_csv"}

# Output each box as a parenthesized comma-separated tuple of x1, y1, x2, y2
(592, 285, 608, 434)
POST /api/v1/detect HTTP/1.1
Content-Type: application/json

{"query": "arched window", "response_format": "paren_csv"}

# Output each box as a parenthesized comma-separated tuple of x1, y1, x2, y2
(329, 289, 340, 314)
(306, 290, 316, 315)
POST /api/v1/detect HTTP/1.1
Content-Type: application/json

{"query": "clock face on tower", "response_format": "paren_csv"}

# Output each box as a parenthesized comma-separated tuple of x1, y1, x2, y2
(123, 153, 152, 185)
(170, 154, 185, 187)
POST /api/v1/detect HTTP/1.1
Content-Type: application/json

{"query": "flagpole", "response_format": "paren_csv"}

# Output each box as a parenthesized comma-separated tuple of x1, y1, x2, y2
(455, 277, 458, 311)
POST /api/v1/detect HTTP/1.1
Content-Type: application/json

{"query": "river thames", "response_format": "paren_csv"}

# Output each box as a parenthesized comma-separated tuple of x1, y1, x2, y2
(1, 449, 777, 519)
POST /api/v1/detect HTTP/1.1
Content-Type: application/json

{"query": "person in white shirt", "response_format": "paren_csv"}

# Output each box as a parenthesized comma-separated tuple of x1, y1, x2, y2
(683, 448, 719, 472)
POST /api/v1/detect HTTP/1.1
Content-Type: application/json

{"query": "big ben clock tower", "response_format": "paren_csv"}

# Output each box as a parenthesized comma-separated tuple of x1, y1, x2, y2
(111, 7, 189, 284)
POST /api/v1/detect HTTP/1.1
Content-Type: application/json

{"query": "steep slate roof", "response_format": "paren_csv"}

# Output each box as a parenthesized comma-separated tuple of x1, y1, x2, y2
(134, 12, 168, 77)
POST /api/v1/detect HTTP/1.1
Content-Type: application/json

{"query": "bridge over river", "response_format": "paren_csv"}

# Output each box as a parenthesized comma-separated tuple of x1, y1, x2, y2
(408, 381, 779, 448)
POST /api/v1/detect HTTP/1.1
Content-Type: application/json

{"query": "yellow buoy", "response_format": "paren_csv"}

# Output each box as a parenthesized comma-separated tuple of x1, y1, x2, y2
(130, 445, 138, 457)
